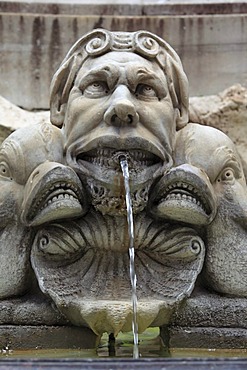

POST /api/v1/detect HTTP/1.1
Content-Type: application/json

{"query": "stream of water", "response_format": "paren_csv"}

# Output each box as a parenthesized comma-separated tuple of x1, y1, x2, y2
(120, 156, 139, 359)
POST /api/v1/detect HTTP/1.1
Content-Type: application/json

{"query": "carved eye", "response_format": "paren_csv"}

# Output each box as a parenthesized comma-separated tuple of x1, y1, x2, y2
(84, 81, 109, 97)
(135, 84, 158, 99)
(217, 168, 235, 183)
(0, 161, 12, 179)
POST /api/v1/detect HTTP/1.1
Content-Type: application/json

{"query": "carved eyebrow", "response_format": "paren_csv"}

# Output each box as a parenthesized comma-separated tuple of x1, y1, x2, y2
(136, 67, 158, 78)
(129, 67, 161, 83)
(78, 65, 119, 90)
(212, 147, 243, 181)
(127, 66, 167, 96)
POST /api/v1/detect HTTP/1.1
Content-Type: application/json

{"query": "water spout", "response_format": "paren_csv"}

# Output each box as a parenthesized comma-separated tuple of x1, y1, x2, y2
(120, 155, 139, 359)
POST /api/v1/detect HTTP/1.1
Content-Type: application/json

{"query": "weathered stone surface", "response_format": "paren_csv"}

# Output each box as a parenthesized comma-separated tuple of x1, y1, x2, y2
(171, 288, 247, 328)
(28, 29, 207, 336)
(0, 325, 98, 350)
(1, 84, 246, 162)
(0, 95, 49, 143)
(167, 327, 247, 349)
(162, 288, 247, 348)
(189, 84, 247, 170)
(0, 122, 69, 298)
(172, 123, 247, 297)
(1, 27, 247, 342)
(0, 292, 68, 326)
(1, 1, 247, 16)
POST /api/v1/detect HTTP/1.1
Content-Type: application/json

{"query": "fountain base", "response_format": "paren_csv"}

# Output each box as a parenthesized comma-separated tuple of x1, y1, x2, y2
(161, 288, 247, 349)
(0, 293, 99, 350)
(0, 288, 246, 350)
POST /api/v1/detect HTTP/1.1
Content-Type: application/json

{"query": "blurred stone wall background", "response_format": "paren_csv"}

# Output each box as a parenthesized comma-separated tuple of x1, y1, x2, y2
(0, 0, 247, 109)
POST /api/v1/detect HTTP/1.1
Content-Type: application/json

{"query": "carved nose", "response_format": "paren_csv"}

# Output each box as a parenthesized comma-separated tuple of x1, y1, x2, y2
(104, 87, 139, 127)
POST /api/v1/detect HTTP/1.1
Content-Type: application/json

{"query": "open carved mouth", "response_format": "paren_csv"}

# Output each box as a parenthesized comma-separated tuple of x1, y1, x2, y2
(67, 137, 171, 216)
(75, 148, 164, 215)
(77, 148, 161, 171)
(148, 164, 217, 226)
(163, 181, 210, 215)
(22, 164, 87, 227)
(27, 182, 83, 224)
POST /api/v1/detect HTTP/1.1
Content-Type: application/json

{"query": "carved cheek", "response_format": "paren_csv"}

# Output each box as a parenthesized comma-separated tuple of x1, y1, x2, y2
(215, 180, 236, 202)
(70, 97, 106, 124)
(141, 102, 175, 147)
(0, 183, 21, 224)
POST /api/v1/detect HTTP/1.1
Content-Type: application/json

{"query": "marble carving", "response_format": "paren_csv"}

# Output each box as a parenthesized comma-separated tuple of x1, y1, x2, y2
(0, 29, 246, 336)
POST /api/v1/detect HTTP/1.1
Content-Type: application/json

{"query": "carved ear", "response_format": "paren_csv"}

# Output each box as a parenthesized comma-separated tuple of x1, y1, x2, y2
(167, 58, 189, 131)
(50, 54, 83, 128)
(50, 95, 67, 128)
(157, 47, 189, 131)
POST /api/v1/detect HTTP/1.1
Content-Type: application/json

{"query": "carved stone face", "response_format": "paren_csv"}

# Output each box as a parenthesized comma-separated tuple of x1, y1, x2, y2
(64, 52, 175, 214)
(31, 36, 203, 335)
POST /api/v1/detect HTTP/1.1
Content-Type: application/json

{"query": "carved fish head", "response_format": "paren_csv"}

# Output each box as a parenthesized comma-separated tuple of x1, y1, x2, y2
(149, 123, 246, 228)
(0, 122, 64, 298)
(0, 122, 63, 226)
(148, 163, 217, 225)
(0, 122, 87, 299)
(21, 162, 88, 227)
(175, 123, 247, 222)
(0, 122, 88, 228)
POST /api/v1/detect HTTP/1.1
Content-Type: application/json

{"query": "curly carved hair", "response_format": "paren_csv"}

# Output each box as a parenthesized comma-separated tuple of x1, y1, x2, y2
(50, 29, 189, 130)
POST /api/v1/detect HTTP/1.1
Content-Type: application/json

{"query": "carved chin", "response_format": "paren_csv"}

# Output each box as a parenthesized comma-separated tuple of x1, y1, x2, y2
(75, 148, 164, 215)
(87, 178, 150, 215)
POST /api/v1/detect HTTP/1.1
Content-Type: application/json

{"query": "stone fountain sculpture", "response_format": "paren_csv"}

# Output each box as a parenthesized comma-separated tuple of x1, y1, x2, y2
(1, 29, 247, 345)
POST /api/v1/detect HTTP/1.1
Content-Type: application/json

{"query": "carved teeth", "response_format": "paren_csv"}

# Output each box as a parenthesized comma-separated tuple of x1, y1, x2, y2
(29, 183, 81, 220)
(78, 148, 160, 169)
(164, 181, 209, 214)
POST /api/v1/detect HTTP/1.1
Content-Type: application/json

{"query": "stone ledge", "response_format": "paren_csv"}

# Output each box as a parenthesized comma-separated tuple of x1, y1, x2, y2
(171, 289, 247, 329)
(159, 288, 247, 349)
(0, 294, 68, 326)
(165, 327, 247, 349)
(0, 325, 98, 350)
(1, 358, 247, 370)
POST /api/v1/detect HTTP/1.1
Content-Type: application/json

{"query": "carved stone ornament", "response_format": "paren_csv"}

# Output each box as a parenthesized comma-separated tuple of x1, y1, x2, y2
(1, 29, 246, 336)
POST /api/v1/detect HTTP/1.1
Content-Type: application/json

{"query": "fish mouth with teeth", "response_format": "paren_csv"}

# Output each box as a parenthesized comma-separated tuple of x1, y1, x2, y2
(21, 163, 88, 227)
(148, 164, 217, 226)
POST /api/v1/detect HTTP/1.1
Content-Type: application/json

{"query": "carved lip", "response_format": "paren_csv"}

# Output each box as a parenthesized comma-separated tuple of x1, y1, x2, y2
(27, 183, 82, 226)
(148, 164, 217, 225)
(164, 182, 210, 214)
(73, 135, 168, 163)
(22, 163, 87, 227)
(69, 136, 171, 190)
(78, 148, 161, 170)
